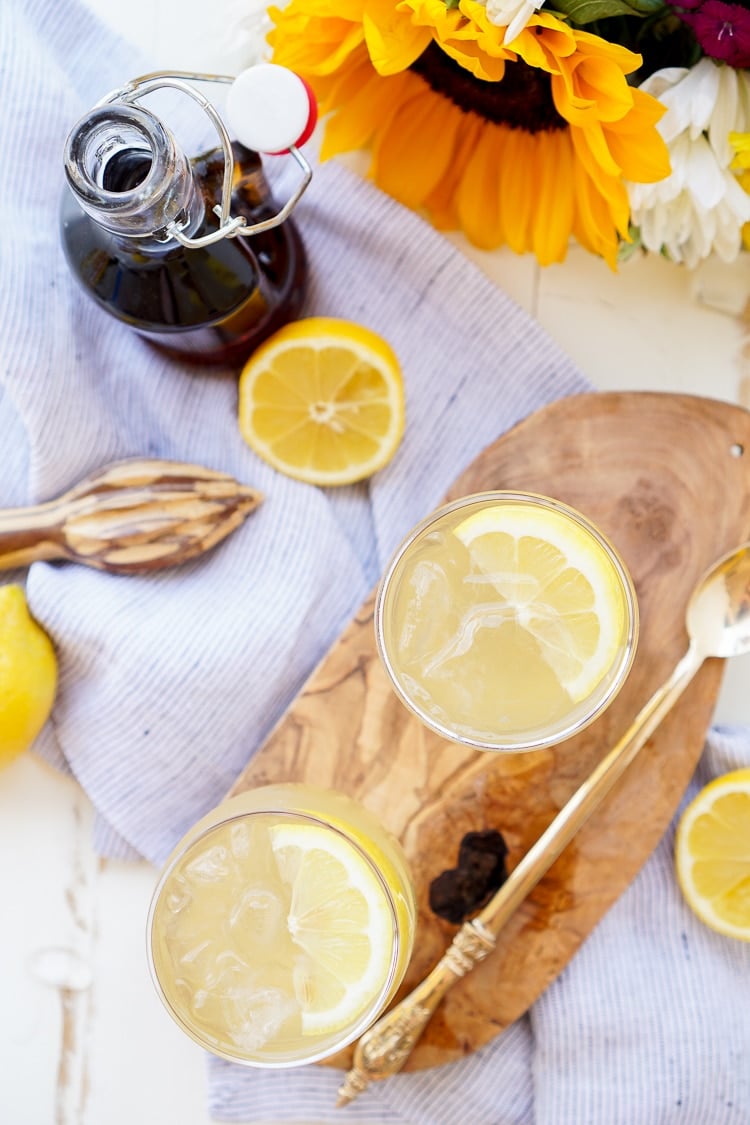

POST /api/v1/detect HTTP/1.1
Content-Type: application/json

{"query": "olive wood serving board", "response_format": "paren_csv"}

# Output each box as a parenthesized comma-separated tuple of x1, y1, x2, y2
(228, 391, 750, 1071)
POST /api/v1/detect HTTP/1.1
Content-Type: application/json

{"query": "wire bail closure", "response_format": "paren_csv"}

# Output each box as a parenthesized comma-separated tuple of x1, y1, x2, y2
(96, 69, 314, 250)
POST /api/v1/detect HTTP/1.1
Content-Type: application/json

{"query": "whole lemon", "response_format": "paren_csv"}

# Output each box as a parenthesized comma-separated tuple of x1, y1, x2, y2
(0, 585, 58, 767)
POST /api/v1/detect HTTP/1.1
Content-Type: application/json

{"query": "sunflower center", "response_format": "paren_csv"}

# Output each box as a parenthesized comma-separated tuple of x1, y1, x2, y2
(410, 41, 566, 133)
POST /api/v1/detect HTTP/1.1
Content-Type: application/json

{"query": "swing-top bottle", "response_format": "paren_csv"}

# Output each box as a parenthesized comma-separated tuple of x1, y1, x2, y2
(60, 67, 313, 367)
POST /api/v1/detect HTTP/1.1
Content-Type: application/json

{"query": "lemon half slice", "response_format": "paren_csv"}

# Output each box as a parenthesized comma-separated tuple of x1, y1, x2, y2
(675, 769, 750, 942)
(269, 822, 394, 1035)
(454, 503, 629, 704)
(238, 317, 405, 486)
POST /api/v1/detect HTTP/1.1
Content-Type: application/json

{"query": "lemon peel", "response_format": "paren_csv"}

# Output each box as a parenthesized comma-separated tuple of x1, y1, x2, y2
(0, 585, 57, 767)
(676, 768, 750, 943)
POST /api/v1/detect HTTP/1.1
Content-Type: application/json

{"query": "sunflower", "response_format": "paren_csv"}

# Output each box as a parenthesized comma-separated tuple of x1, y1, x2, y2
(268, 0, 671, 267)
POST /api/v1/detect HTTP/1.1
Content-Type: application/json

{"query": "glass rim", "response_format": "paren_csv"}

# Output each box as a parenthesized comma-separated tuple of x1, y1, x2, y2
(146, 802, 403, 1069)
(64, 104, 165, 208)
(375, 489, 639, 753)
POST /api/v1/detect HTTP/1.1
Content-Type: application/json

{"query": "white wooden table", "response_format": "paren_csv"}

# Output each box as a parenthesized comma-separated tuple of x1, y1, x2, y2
(4, 3, 750, 1122)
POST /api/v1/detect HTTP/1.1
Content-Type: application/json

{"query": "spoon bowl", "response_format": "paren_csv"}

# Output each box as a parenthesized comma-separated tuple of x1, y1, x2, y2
(687, 543, 750, 660)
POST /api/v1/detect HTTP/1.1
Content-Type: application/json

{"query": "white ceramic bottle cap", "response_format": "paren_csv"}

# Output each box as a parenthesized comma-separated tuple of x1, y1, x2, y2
(226, 63, 316, 154)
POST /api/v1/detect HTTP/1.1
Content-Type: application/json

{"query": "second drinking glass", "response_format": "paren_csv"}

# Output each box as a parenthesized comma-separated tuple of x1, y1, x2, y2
(147, 783, 416, 1067)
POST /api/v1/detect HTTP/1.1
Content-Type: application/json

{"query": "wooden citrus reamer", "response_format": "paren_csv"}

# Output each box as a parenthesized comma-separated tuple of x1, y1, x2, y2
(0, 459, 261, 573)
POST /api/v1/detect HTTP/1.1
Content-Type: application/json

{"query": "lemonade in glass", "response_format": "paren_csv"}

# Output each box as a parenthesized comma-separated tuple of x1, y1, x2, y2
(376, 491, 638, 752)
(147, 783, 416, 1066)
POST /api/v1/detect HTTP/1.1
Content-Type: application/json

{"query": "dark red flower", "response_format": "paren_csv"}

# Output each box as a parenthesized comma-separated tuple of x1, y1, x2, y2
(678, 0, 750, 66)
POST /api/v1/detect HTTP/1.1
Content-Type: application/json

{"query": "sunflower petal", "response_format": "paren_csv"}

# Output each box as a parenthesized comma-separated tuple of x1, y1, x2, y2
(497, 128, 536, 253)
(424, 111, 484, 228)
(532, 131, 576, 264)
(513, 13, 577, 70)
(440, 40, 508, 80)
(363, 0, 432, 74)
(321, 63, 413, 156)
(455, 126, 508, 248)
(572, 161, 620, 267)
(570, 56, 636, 123)
(270, 14, 364, 75)
(571, 117, 623, 178)
(372, 83, 463, 206)
(605, 117, 671, 184)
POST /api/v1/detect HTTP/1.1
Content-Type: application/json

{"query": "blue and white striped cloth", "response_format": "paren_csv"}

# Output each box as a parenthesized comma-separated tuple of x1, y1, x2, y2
(2, 0, 748, 1121)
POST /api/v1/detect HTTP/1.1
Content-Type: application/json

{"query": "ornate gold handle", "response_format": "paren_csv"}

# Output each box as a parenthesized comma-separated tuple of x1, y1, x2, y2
(337, 642, 704, 1106)
(337, 919, 496, 1106)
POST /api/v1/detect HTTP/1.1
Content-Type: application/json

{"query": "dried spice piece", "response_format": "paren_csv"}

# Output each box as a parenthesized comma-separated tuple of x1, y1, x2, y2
(0, 459, 262, 574)
(429, 830, 509, 925)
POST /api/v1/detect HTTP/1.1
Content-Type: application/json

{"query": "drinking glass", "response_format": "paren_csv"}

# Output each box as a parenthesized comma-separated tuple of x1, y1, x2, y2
(147, 782, 416, 1067)
(376, 491, 638, 752)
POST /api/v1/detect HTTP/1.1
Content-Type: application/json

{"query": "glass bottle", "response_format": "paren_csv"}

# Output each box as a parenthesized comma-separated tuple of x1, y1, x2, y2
(60, 97, 308, 367)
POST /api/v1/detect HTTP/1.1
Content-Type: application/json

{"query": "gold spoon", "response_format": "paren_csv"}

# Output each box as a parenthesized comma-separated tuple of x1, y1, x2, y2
(337, 539, 750, 1107)
(0, 458, 261, 574)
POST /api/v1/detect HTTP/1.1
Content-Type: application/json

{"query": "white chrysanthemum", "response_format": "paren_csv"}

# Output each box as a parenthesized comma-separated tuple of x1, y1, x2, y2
(484, 0, 544, 44)
(627, 59, 750, 268)
(221, 0, 276, 68)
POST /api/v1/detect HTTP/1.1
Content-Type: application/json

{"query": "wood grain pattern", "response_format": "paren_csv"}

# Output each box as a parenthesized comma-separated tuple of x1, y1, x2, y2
(228, 391, 750, 1071)
(0, 459, 261, 573)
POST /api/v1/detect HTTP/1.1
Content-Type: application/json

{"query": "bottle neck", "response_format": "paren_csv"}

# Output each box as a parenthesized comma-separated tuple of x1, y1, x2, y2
(63, 104, 203, 248)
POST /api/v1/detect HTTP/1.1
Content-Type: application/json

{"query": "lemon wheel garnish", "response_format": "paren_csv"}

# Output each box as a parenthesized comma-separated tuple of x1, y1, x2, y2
(269, 822, 394, 1035)
(454, 504, 629, 704)
(238, 317, 405, 486)
(675, 769, 750, 943)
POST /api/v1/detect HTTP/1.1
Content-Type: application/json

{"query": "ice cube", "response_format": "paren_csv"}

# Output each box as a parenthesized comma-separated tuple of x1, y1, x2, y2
(215, 948, 251, 975)
(229, 822, 251, 858)
(172, 936, 242, 991)
(397, 559, 454, 659)
(165, 873, 192, 914)
(229, 886, 285, 944)
(221, 985, 298, 1053)
(177, 978, 219, 1024)
(184, 844, 233, 883)
(236, 820, 282, 883)
(176, 938, 216, 977)
(192, 988, 209, 1011)
(179, 938, 212, 965)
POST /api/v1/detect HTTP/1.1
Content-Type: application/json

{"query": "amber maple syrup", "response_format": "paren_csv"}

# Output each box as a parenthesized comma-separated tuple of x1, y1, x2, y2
(61, 139, 307, 367)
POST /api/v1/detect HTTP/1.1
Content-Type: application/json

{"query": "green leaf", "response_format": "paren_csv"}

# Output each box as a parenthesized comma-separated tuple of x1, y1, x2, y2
(552, 0, 663, 24)
(618, 227, 645, 264)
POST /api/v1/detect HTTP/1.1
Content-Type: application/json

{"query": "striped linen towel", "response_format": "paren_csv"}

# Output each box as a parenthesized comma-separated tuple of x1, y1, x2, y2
(2, 0, 748, 1121)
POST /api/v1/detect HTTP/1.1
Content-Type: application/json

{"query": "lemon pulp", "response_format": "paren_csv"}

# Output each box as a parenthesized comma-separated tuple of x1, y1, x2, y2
(268, 822, 393, 1036)
(676, 768, 750, 942)
(238, 316, 405, 486)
